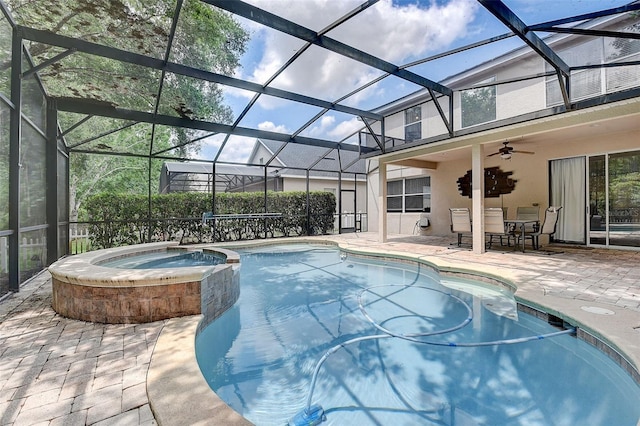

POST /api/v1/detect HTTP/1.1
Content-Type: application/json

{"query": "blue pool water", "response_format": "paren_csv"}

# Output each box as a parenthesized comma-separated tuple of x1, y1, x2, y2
(195, 244, 640, 425)
(100, 251, 224, 269)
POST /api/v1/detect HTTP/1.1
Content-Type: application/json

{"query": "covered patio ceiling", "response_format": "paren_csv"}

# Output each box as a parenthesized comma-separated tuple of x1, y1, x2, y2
(6, 0, 640, 170)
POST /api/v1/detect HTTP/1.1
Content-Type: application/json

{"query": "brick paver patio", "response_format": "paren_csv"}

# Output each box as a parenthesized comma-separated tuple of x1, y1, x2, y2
(1, 233, 639, 425)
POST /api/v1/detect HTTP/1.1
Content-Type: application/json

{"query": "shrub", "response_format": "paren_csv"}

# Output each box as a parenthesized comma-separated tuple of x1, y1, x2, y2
(84, 191, 336, 248)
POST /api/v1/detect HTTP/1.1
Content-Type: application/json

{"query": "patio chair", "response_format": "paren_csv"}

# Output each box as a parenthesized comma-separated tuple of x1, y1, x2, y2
(450, 208, 472, 247)
(484, 207, 513, 248)
(517, 206, 563, 250)
(516, 206, 540, 233)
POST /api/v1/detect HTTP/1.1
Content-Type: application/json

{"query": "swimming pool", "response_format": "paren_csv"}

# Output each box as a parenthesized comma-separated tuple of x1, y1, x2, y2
(195, 244, 640, 425)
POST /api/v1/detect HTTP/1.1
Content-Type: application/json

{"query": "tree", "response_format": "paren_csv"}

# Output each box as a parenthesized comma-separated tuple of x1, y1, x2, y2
(64, 119, 171, 222)
(5, 0, 250, 222)
(8, 0, 248, 121)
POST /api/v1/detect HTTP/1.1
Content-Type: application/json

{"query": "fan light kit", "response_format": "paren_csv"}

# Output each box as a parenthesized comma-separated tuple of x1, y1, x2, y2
(488, 141, 534, 159)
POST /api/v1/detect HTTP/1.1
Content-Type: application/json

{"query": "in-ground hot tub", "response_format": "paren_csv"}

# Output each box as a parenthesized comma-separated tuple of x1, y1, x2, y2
(48, 242, 240, 324)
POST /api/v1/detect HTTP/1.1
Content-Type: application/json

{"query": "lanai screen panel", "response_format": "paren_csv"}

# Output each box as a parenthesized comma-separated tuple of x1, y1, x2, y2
(7, 0, 175, 58)
(273, 143, 339, 172)
(59, 114, 149, 155)
(169, 0, 249, 74)
(0, 14, 10, 95)
(337, 73, 424, 111)
(234, 94, 326, 136)
(200, 135, 257, 163)
(157, 71, 234, 123)
(0, 102, 8, 234)
(43, 52, 162, 113)
(5, 0, 639, 163)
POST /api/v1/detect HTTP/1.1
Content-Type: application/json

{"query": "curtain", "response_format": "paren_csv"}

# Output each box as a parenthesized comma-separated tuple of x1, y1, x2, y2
(550, 157, 586, 243)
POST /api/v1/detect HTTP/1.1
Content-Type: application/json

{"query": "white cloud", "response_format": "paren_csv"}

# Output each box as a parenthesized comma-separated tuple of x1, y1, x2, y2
(327, 117, 365, 140)
(306, 115, 335, 138)
(199, 134, 256, 163)
(238, 0, 478, 105)
(332, 0, 478, 63)
(228, 0, 479, 140)
(257, 121, 289, 133)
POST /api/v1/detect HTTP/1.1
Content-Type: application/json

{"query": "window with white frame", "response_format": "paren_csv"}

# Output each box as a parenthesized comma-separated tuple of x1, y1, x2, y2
(546, 26, 640, 107)
(386, 176, 431, 212)
(605, 24, 640, 93)
(546, 39, 603, 106)
(404, 106, 422, 142)
(461, 76, 496, 128)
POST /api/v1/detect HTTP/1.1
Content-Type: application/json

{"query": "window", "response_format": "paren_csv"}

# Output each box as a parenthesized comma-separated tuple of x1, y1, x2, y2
(546, 39, 603, 106)
(386, 176, 431, 212)
(546, 26, 640, 107)
(605, 25, 640, 93)
(387, 180, 403, 212)
(404, 106, 422, 142)
(461, 77, 496, 128)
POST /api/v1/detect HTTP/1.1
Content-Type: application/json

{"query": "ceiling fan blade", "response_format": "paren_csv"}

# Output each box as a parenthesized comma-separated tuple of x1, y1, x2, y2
(512, 150, 535, 154)
(486, 152, 501, 157)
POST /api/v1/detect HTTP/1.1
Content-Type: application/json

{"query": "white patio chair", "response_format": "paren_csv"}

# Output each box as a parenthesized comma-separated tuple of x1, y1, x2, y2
(450, 208, 471, 247)
(518, 206, 563, 250)
(516, 206, 540, 233)
(484, 207, 513, 249)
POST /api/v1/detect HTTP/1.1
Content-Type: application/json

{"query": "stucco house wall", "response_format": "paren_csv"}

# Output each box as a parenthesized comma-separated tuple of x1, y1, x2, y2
(366, 125, 640, 238)
(364, 12, 640, 241)
(379, 50, 549, 145)
(282, 175, 367, 213)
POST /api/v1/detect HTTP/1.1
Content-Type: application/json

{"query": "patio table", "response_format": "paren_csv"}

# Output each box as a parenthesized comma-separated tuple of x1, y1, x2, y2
(505, 219, 540, 253)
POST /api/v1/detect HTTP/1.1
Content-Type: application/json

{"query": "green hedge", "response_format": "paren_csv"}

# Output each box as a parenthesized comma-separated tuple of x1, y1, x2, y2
(84, 191, 336, 249)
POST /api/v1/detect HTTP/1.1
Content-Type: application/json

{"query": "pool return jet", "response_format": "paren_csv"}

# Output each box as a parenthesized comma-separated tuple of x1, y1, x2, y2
(288, 284, 576, 426)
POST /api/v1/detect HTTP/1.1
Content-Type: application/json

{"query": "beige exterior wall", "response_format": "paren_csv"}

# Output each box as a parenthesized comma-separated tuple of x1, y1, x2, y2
(367, 161, 434, 235)
(367, 23, 640, 240)
(251, 144, 284, 167)
(425, 96, 451, 138)
(381, 53, 548, 143)
(367, 126, 640, 237)
(282, 176, 367, 213)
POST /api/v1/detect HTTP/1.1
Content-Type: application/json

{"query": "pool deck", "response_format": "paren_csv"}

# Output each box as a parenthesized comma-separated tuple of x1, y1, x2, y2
(1, 233, 640, 425)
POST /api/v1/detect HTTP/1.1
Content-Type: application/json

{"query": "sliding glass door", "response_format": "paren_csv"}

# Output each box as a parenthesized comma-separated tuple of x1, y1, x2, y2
(588, 150, 640, 247)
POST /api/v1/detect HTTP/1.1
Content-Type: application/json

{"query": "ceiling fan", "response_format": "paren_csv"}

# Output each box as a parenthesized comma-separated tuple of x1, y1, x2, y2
(487, 141, 534, 160)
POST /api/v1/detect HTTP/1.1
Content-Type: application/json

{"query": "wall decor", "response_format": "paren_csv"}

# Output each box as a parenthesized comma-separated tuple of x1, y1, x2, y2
(456, 166, 517, 198)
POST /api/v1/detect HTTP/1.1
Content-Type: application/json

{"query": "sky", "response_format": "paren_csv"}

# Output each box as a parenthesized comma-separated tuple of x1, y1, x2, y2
(197, 0, 631, 164)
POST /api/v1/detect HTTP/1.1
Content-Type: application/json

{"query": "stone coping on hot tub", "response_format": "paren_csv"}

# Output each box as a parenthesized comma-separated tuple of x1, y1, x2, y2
(48, 241, 240, 288)
(48, 242, 241, 324)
